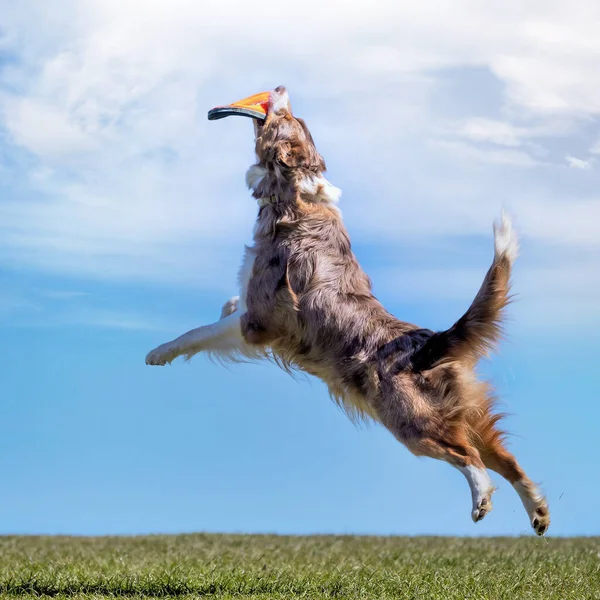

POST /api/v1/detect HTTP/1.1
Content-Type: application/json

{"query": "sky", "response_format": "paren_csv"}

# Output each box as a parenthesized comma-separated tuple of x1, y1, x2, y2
(0, 0, 599, 537)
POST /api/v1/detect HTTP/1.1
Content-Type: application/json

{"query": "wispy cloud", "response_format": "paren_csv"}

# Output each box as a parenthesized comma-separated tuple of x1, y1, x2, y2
(37, 290, 89, 300)
(0, 291, 41, 315)
(448, 117, 573, 148)
(0, 285, 172, 331)
(373, 258, 600, 329)
(65, 309, 167, 331)
(429, 139, 544, 168)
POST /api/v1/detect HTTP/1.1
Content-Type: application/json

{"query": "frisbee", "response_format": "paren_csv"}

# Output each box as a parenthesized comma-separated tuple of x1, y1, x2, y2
(208, 91, 270, 121)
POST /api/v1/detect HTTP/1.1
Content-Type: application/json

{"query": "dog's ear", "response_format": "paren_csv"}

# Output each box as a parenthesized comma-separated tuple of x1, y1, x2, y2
(296, 118, 326, 171)
(275, 140, 312, 169)
(258, 112, 326, 171)
(273, 118, 325, 170)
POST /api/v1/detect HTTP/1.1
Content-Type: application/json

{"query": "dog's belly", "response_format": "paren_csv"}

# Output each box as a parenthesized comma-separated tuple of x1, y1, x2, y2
(272, 346, 380, 422)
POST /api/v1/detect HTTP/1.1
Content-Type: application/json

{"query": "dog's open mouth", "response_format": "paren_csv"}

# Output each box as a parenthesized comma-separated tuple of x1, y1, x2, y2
(208, 91, 270, 121)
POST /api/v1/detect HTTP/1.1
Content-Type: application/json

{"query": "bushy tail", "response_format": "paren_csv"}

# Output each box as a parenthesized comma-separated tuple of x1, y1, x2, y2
(414, 212, 518, 369)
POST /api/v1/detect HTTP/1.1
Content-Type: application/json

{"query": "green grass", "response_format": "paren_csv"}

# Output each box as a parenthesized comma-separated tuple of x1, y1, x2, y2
(0, 534, 598, 599)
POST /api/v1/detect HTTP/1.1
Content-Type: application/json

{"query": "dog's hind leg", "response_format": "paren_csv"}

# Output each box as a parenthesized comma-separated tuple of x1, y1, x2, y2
(374, 379, 495, 524)
(466, 398, 550, 535)
(382, 411, 495, 524)
(478, 436, 550, 535)
(413, 433, 495, 524)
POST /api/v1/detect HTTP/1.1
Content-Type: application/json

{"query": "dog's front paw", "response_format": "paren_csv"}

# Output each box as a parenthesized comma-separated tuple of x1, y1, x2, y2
(145, 342, 179, 366)
(220, 296, 240, 320)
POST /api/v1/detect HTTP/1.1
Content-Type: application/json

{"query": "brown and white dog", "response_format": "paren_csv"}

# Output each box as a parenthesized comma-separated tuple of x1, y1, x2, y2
(146, 85, 550, 535)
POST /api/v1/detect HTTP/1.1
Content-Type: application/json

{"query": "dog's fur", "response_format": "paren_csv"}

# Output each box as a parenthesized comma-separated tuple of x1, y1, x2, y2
(146, 86, 550, 535)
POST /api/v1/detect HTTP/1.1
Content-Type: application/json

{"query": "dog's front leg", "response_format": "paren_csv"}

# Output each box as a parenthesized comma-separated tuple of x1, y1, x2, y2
(219, 296, 240, 320)
(145, 298, 250, 366)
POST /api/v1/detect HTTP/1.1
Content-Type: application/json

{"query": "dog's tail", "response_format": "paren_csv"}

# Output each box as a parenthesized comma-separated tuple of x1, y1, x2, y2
(413, 212, 518, 369)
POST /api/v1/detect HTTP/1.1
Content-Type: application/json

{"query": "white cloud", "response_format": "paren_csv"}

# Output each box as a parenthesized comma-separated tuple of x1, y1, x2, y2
(566, 155, 593, 169)
(454, 118, 525, 147)
(3, 98, 96, 157)
(449, 117, 574, 149)
(0, 0, 599, 329)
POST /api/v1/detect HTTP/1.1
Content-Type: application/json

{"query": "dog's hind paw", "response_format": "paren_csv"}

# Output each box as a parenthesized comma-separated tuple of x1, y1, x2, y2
(531, 504, 550, 536)
(514, 481, 550, 536)
(472, 495, 493, 523)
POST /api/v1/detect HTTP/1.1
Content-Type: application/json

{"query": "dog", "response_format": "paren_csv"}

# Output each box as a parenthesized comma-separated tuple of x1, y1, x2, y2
(146, 85, 550, 535)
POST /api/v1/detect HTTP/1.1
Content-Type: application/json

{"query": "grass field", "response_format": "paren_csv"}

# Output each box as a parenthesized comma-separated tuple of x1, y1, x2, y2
(0, 534, 598, 599)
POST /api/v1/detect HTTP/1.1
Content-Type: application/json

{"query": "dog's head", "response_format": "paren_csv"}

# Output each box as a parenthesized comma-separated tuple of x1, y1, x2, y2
(218, 86, 339, 206)
(251, 86, 325, 172)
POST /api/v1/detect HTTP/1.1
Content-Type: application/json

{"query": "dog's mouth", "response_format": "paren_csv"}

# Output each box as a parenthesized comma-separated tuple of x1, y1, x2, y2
(208, 91, 270, 122)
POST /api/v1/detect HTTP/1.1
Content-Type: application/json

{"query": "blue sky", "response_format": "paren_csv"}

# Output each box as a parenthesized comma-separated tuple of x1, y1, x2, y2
(1, 0, 599, 537)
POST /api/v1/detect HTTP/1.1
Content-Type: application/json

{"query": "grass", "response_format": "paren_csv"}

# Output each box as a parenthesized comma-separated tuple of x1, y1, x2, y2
(0, 534, 598, 599)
